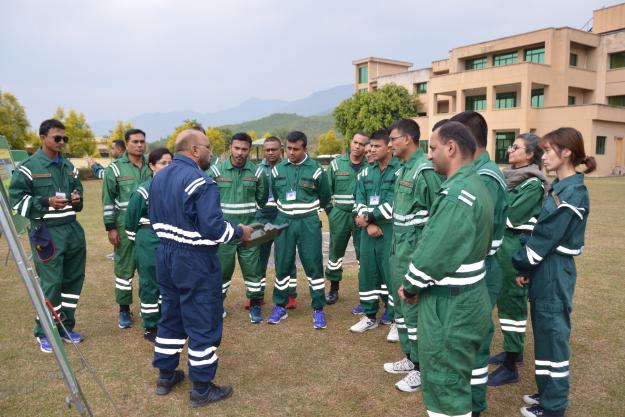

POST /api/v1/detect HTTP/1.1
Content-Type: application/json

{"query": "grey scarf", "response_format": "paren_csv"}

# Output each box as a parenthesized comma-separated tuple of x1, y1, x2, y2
(504, 163, 550, 192)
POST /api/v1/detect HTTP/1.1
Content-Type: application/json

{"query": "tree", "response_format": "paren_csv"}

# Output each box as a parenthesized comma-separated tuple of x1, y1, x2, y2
(107, 120, 134, 147)
(0, 91, 32, 149)
(333, 84, 420, 143)
(165, 119, 203, 152)
(206, 127, 226, 156)
(58, 108, 96, 157)
(262, 132, 272, 138)
(246, 130, 258, 140)
(316, 129, 343, 155)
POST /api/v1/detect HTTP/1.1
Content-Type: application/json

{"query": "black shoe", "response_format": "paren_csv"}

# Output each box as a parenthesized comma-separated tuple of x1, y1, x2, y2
(188, 383, 233, 408)
(472, 413, 481, 417)
(487, 365, 519, 386)
(488, 351, 524, 365)
(144, 328, 157, 343)
(325, 290, 339, 305)
(520, 404, 565, 417)
(155, 370, 185, 396)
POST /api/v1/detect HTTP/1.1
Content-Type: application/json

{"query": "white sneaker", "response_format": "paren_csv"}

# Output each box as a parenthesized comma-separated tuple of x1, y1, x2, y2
(395, 370, 421, 392)
(386, 322, 399, 342)
(350, 316, 378, 333)
(223, 311, 227, 319)
(522, 393, 540, 405)
(383, 357, 415, 374)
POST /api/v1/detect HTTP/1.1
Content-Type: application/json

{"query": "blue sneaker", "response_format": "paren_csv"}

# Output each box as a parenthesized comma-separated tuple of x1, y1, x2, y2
(312, 309, 327, 329)
(118, 311, 133, 329)
(351, 304, 364, 315)
(249, 304, 263, 324)
(380, 307, 392, 325)
(37, 336, 53, 353)
(59, 329, 84, 344)
(267, 306, 287, 324)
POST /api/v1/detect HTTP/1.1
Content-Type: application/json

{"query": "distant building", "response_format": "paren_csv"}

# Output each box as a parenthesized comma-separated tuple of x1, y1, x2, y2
(353, 3, 625, 176)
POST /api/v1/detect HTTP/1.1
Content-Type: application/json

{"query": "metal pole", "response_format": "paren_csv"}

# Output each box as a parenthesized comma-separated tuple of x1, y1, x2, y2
(0, 193, 92, 416)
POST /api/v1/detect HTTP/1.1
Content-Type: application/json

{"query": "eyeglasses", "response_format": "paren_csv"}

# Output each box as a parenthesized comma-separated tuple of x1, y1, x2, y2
(52, 135, 69, 143)
(508, 144, 526, 151)
(389, 135, 405, 141)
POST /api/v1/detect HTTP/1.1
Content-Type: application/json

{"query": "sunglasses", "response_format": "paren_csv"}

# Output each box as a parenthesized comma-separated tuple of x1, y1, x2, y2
(52, 135, 69, 143)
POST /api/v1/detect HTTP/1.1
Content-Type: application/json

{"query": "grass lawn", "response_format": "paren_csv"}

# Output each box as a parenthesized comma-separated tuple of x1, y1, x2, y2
(0, 177, 624, 417)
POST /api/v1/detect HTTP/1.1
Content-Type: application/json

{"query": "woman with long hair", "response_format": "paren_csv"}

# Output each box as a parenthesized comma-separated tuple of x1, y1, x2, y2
(512, 128, 596, 417)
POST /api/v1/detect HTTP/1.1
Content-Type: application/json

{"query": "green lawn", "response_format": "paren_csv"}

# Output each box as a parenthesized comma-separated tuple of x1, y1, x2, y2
(0, 177, 624, 416)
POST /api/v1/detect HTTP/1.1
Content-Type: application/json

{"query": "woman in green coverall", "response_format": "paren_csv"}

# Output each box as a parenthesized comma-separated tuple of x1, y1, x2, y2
(488, 133, 549, 386)
(125, 148, 173, 342)
(513, 128, 596, 417)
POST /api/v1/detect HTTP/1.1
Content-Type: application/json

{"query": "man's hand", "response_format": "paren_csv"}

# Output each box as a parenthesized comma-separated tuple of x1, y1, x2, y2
(355, 214, 368, 228)
(48, 195, 69, 210)
(366, 223, 383, 238)
(239, 224, 254, 242)
(516, 276, 530, 288)
(108, 229, 120, 247)
(398, 285, 419, 304)
(71, 190, 81, 206)
(85, 157, 96, 168)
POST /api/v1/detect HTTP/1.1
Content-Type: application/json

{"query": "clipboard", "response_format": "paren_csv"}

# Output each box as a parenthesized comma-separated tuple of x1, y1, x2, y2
(239, 223, 289, 248)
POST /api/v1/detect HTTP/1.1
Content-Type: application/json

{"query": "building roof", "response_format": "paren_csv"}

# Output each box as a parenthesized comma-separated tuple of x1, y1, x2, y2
(352, 57, 413, 67)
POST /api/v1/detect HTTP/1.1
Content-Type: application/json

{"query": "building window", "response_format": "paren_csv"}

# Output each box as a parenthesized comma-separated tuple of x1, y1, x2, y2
(417, 112, 427, 117)
(493, 52, 518, 66)
(608, 95, 625, 106)
(419, 140, 429, 153)
(495, 92, 517, 109)
(495, 132, 516, 163)
(359, 88, 368, 93)
(465, 95, 487, 111)
(525, 47, 545, 64)
(568, 96, 576, 105)
(415, 82, 428, 94)
(465, 57, 487, 70)
(570, 53, 578, 67)
(531, 89, 544, 108)
(609, 51, 625, 69)
(358, 66, 368, 83)
(596, 136, 606, 155)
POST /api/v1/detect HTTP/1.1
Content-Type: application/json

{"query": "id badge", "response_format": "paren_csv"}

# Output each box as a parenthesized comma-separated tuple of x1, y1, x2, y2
(369, 195, 380, 205)
(268, 193, 275, 202)
(56, 192, 67, 199)
(286, 190, 297, 201)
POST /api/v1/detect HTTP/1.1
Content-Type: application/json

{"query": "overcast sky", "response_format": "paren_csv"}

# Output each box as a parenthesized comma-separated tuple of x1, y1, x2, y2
(0, 0, 618, 125)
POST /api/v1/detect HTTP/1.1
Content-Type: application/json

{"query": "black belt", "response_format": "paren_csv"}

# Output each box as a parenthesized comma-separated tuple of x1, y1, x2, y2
(427, 280, 484, 297)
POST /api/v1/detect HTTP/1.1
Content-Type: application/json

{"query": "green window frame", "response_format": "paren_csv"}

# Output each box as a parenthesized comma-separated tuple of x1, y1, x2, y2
(465, 95, 487, 111)
(358, 88, 368, 94)
(531, 89, 544, 108)
(358, 66, 368, 83)
(596, 136, 606, 155)
(609, 51, 625, 69)
(495, 132, 516, 163)
(465, 57, 487, 70)
(608, 95, 625, 106)
(495, 92, 517, 109)
(415, 82, 428, 94)
(568, 96, 576, 105)
(525, 47, 545, 64)
(570, 53, 578, 67)
(419, 140, 429, 153)
(493, 52, 518, 66)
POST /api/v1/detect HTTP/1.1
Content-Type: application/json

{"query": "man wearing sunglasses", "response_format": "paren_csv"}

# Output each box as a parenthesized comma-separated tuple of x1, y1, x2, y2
(10, 119, 86, 353)
(102, 128, 151, 330)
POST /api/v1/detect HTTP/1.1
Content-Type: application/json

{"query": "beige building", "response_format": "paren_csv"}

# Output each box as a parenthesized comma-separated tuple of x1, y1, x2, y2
(353, 3, 625, 176)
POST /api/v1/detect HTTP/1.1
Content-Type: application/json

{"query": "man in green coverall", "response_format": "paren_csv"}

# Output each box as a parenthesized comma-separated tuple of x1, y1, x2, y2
(325, 132, 369, 305)
(267, 131, 332, 329)
(208, 132, 268, 323)
(352, 130, 400, 333)
(102, 128, 151, 329)
(383, 118, 443, 393)
(450, 111, 508, 416)
(399, 121, 493, 417)
(10, 119, 86, 352)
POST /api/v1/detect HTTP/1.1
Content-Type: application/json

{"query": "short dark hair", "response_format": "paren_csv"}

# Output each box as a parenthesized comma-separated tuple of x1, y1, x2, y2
(39, 119, 65, 136)
(286, 131, 307, 148)
(264, 136, 282, 146)
(112, 139, 126, 151)
(353, 131, 370, 140)
(190, 124, 205, 133)
(125, 128, 146, 142)
(450, 111, 487, 148)
(231, 132, 253, 147)
(437, 121, 476, 158)
(388, 119, 420, 143)
(370, 129, 390, 145)
(432, 119, 448, 132)
(148, 147, 173, 166)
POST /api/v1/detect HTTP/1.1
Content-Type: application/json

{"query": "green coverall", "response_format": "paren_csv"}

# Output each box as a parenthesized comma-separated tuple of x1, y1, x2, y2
(10, 149, 86, 337)
(390, 149, 442, 362)
(124, 178, 161, 329)
(208, 158, 268, 301)
(512, 173, 589, 415)
(271, 155, 331, 310)
(102, 151, 151, 306)
(403, 163, 493, 417)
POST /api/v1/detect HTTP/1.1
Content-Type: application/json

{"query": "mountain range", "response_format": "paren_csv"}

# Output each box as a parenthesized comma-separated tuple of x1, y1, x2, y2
(90, 84, 353, 140)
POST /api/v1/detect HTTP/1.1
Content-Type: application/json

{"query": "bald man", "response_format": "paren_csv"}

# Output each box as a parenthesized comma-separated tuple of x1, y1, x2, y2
(149, 129, 253, 408)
